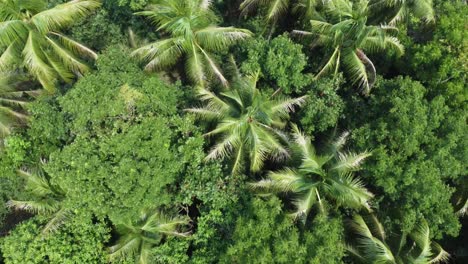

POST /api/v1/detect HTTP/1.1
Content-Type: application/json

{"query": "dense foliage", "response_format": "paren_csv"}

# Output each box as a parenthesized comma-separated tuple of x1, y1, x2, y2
(0, 0, 466, 263)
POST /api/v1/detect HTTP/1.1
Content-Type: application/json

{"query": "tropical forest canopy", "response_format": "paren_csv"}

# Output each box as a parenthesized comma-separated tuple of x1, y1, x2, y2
(0, 0, 466, 263)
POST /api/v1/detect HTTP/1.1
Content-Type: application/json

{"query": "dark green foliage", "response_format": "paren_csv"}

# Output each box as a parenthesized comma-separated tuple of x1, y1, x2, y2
(0, 216, 109, 264)
(221, 197, 345, 263)
(70, 10, 125, 51)
(346, 77, 464, 238)
(239, 34, 310, 94)
(298, 76, 345, 135)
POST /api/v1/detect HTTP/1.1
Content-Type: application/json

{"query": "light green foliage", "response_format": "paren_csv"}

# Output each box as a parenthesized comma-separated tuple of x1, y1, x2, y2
(43, 46, 204, 222)
(298, 76, 344, 135)
(240, 35, 310, 94)
(0, 0, 101, 91)
(347, 77, 463, 238)
(221, 197, 345, 263)
(0, 216, 109, 264)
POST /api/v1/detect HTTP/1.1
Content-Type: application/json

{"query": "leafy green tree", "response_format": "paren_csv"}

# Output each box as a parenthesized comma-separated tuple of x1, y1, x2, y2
(6, 167, 70, 234)
(109, 208, 190, 264)
(0, 0, 101, 91)
(295, 0, 404, 94)
(345, 77, 463, 238)
(132, 0, 252, 87)
(347, 214, 449, 263)
(221, 197, 345, 264)
(251, 125, 373, 221)
(0, 72, 40, 141)
(187, 69, 307, 175)
(0, 216, 109, 264)
(298, 76, 345, 135)
(369, 0, 434, 25)
(239, 34, 310, 94)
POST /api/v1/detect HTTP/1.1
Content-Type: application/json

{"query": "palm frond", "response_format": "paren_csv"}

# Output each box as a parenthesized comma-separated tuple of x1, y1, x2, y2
(333, 150, 371, 171)
(31, 0, 101, 34)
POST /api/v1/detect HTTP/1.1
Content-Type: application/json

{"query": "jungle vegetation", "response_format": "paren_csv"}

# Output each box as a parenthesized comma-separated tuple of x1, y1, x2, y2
(0, 0, 466, 263)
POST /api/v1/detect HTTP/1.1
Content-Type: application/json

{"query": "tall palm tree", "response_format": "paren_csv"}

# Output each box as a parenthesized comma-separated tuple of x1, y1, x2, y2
(294, 0, 404, 94)
(347, 214, 450, 263)
(109, 208, 190, 264)
(0, 71, 41, 141)
(187, 69, 307, 175)
(251, 125, 373, 221)
(6, 166, 70, 234)
(0, 0, 101, 92)
(132, 0, 252, 87)
(369, 0, 434, 25)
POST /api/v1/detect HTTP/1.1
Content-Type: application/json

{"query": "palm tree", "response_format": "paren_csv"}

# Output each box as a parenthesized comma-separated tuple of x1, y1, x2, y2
(240, 0, 290, 23)
(132, 0, 252, 87)
(0, 0, 101, 92)
(369, 0, 434, 25)
(0, 71, 41, 141)
(6, 166, 70, 234)
(347, 214, 450, 263)
(294, 0, 404, 94)
(186, 69, 307, 175)
(250, 125, 373, 221)
(109, 208, 190, 264)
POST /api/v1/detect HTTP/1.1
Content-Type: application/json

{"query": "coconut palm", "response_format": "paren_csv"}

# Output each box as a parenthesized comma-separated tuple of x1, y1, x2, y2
(0, 71, 41, 141)
(108, 208, 190, 264)
(132, 0, 252, 87)
(294, 0, 404, 94)
(347, 214, 450, 263)
(6, 166, 70, 234)
(250, 125, 373, 221)
(0, 0, 101, 92)
(187, 68, 307, 175)
(369, 0, 434, 25)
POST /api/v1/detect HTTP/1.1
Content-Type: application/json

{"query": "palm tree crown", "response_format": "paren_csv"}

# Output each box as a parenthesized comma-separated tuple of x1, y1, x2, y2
(369, 0, 435, 25)
(187, 70, 307, 175)
(109, 208, 190, 264)
(0, 71, 40, 140)
(6, 167, 69, 234)
(251, 125, 373, 221)
(0, 0, 100, 92)
(347, 214, 450, 263)
(295, 0, 404, 94)
(132, 0, 252, 87)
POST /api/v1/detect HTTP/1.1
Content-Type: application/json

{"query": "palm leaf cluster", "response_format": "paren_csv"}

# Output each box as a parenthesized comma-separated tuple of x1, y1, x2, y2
(109, 208, 190, 264)
(0, 71, 40, 140)
(348, 214, 450, 263)
(295, 0, 404, 94)
(0, 0, 100, 92)
(369, 0, 435, 25)
(188, 70, 307, 175)
(132, 0, 252, 87)
(6, 167, 70, 234)
(251, 125, 373, 221)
